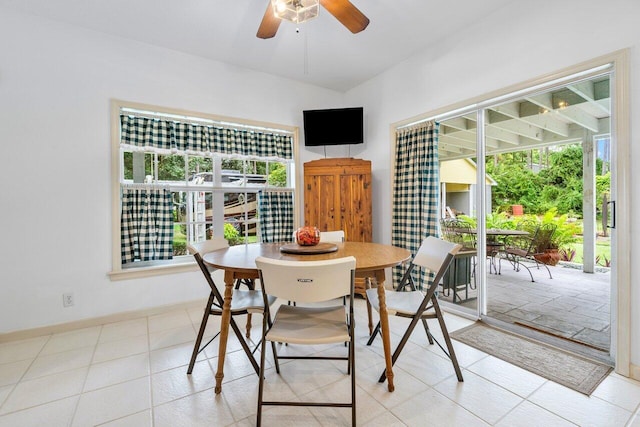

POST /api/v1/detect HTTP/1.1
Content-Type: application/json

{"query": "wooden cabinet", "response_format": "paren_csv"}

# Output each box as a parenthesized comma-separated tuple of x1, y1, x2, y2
(303, 158, 372, 242)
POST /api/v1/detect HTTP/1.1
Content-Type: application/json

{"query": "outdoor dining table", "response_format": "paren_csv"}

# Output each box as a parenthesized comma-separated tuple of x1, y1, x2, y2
(456, 228, 530, 237)
(202, 241, 412, 393)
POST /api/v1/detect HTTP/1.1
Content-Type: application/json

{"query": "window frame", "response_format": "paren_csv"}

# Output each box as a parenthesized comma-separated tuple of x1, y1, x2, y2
(109, 99, 299, 280)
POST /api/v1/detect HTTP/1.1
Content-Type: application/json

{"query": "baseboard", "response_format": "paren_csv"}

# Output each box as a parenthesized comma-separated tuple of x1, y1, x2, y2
(630, 363, 640, 381)
(0, 299, 203, 344)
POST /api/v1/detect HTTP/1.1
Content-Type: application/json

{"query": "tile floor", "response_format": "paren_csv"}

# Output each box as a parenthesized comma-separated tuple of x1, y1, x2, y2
(0, 297, 639, 426)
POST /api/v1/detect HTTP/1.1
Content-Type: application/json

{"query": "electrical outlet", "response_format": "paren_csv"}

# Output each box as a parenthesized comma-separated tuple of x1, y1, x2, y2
(63, 293, 74, 307)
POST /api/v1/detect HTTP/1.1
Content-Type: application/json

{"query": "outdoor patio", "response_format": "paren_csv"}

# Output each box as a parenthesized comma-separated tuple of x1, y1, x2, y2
(438, 257, 612, 363)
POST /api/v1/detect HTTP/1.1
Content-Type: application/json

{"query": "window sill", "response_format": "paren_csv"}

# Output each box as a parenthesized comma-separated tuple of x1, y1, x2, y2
(109, 259, 197, 281)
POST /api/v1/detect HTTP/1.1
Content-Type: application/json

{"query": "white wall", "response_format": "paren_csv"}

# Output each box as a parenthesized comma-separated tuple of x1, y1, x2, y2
(346, 0, 640, 366)
(0, 10, 343, 333)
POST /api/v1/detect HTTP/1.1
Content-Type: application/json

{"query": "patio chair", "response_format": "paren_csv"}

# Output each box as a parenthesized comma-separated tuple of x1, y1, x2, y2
(186, 237, 276, 375)
(255, 256, 357, 427)
(501, 223, 557, 282)
(366, 236, 465, 383)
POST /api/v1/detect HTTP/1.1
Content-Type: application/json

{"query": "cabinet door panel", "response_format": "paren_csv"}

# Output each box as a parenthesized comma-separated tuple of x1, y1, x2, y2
(304, 174, 340, 231)
(340, 173, 372, 242)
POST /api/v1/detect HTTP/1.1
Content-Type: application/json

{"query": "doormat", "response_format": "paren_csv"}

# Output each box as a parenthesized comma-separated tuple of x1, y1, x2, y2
(450, 322, 613, 395)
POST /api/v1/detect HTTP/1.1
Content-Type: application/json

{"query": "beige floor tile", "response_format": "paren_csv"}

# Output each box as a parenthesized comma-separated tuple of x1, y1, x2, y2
(153, 388, 236, 427)
(151, 359, 215, 406)
(360, 410, 405, 427)
(0, 367, 87, 414)
(40, 327, 100, 355)
(99, 318, 148, 343)
(0, 385, 11, 407)
(629, 414, 640, 427)
(148, 310, 193, 333)
(0, 359, 32, 387)
(150, 342, 203, 374)
(528, 381, 632, 426)
(391, 387, 489, 427)
(466, 355, 547, 398)
(495, 400, 576, 426)
(0, 395, 78, 427)
(0, 337, 48, 364)
(99, 409, 152, 427)
(23, 347, 94, 380)
(149, 325, 195, 351)
(72, 377, 150, 426)
(433, 370, 523, 424)
(591, 372, 640, 412)
(93, 334, 149, 364)
(392, 345, 462, 386)
(83, 353, 150, 392)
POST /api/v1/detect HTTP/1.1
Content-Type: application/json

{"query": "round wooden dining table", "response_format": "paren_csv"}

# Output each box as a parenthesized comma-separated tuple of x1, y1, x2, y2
(202, 241, 411, 393)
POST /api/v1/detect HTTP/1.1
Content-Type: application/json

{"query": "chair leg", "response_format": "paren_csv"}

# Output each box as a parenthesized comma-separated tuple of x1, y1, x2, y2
(187, 293, 215, 374)
(350, 338, 356, 426)
(234, 279, 256, 338)
(378, 315, 422, 383)
(366, 321, 381, 346)
(229, 317, 260, 375)
(365, 277, 374, 335)
(421, 318, 434, 345)
(256, 314, 269, 427)
(430, 296, 464, 382)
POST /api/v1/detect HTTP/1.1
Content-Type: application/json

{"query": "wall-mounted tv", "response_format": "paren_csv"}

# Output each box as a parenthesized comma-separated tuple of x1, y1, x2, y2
(303, 107, 364, 146)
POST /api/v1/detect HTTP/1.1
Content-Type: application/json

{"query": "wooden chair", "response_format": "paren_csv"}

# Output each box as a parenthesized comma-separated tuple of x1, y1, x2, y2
(255, 256, 357, 427)
(186, 237, 275, 375)
(366, 236, 464, 383)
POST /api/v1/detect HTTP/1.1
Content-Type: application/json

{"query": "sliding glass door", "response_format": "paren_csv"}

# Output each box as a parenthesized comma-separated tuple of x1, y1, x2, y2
(436, 68, 614, 361)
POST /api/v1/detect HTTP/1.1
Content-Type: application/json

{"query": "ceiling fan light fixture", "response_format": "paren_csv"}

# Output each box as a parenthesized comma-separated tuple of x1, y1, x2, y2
(271, 0, 319, 24)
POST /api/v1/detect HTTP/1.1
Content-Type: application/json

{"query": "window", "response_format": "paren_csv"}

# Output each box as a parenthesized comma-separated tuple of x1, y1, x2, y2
(110, 101, 297, 278)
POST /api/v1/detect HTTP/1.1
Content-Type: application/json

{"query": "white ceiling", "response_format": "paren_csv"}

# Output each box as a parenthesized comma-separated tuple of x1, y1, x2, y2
(0, 0, 514, 92)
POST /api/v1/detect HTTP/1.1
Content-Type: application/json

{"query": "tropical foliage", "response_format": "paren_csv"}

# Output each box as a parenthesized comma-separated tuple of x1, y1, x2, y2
(458, 208, 581, 252)
(485, 144, 609, 217)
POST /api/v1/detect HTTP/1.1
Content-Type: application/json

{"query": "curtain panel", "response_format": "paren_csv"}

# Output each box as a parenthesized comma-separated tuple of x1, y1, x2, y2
(120, 115, 293, 160)
(258, 192, 295, 243)
(391, 121, 440, 290)
(121, 187, 174, 264)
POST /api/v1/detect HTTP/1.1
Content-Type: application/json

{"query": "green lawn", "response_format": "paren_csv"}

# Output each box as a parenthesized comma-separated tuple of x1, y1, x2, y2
(565, 237, 611, 266)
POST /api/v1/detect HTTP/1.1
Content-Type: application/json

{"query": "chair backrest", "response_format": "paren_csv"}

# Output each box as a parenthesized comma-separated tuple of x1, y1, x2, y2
(440, 219, 474, 248)
(516, 221, 542, 253)
(187, 236, 229, 296)
(532, 223, 557, 253)
(187, 236, 229, 258)
(412, 236, 463, 275)
(256, 256, 356, 303)
(319, 230, 345, 242)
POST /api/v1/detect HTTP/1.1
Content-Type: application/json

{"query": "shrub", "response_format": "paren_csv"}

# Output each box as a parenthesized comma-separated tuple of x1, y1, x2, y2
(224, 222, 242, 246)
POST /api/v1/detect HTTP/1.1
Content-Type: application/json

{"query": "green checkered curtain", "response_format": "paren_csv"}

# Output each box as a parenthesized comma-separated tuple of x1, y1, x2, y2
(258, 192, 295, 243)
(392, 121, 440, 290)
(120, 115, 293, 160)
(121, 187, 174, 264)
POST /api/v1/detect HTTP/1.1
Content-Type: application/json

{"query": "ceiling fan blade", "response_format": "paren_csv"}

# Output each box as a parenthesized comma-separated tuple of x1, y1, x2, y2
(319, 0, 369, 34)
(257, 1, 281, 39)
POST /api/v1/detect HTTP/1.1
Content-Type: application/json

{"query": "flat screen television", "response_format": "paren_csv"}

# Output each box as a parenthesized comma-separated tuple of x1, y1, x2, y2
(303, 107, 364, 146)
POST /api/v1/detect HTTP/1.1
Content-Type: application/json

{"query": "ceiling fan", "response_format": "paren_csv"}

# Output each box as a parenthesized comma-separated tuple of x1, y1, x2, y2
(257, 0, 370, 39)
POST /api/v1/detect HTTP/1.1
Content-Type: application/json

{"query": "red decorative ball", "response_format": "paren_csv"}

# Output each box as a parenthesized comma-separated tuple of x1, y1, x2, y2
(294, 226, 320, 246)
